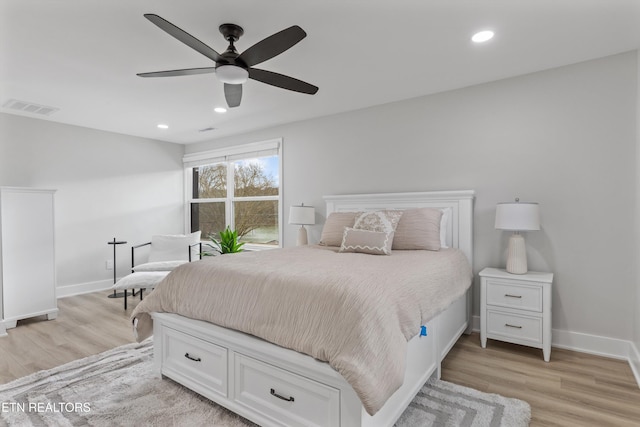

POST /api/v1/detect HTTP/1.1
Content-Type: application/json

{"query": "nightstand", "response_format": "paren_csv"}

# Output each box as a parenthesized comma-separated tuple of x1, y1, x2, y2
(479, 267, 553, 362)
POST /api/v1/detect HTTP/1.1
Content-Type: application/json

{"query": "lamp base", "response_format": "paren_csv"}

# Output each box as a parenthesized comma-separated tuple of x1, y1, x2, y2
(297, 226, 308, 246)
(506, 232, 528, 274)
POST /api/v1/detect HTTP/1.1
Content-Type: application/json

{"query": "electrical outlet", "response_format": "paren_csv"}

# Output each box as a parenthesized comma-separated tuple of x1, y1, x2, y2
(106, 260, 113, 270)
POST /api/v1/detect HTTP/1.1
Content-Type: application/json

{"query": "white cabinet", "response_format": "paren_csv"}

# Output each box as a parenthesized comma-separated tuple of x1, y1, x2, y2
(479, 267, 553, 362)
(0, 187, 58, 335)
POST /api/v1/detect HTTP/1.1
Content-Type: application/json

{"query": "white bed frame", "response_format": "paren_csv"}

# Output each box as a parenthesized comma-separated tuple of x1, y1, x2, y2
(152, 190, 475, 427)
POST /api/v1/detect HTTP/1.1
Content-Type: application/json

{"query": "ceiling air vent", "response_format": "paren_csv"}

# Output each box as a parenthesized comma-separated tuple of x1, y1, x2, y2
(2, 99, 59, 116)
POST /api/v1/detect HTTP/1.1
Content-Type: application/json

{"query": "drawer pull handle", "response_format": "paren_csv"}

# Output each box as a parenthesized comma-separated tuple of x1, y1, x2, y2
(184, 353, 201, 362)
(270, 388, 295, 402)
(505, 323, 522, 329)
(505, 294, 522, 298)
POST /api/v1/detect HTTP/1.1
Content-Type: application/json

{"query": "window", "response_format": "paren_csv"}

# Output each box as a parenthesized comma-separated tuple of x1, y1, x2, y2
(184, 140, 282, 249)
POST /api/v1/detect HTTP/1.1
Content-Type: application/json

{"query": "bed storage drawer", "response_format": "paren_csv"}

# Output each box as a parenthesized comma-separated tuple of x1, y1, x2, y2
(162, 326, 228, 398)
(486, 280, 542, 312)
(486, 310, 542, 346)
(234, 353, 340, 427)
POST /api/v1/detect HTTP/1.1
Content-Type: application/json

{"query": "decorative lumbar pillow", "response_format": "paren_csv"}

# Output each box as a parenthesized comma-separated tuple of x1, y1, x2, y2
(353, 210, 403, 233)
(393, 207, 443, 251)
(112, 271, 170, 290)
(148, 231, 201, 262)
(339, 228, 394, 255)
(319, 212, 361, 246)
(133, 260, 188, 272)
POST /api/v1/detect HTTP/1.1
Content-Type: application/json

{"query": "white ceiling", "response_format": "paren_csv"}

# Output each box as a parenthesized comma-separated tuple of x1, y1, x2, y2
(2, 0, 640, 145)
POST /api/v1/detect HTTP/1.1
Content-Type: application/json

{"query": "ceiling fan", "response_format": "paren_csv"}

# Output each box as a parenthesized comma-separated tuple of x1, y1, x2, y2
(137, 14, 319, 108)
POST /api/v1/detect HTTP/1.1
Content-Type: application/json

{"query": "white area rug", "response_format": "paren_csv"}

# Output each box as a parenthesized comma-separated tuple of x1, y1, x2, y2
(0, 340, 530, 426)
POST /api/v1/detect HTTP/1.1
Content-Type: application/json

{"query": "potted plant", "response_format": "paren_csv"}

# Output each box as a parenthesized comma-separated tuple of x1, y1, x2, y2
(203, 226, 245, 255)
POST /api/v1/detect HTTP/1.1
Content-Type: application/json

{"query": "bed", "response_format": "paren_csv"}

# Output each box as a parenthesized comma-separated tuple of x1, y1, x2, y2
(132, 190, 475, 427)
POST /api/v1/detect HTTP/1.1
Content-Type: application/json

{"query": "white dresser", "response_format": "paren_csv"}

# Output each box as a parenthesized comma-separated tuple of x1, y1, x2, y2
(479, 267, 553, 362)
(0, 187, 58, 336)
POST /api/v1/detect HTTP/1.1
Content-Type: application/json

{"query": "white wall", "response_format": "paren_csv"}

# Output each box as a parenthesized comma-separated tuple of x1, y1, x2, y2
(186, 51, 638, 345)
(633, 51, 640, 379)
(0, 113, 185, 295)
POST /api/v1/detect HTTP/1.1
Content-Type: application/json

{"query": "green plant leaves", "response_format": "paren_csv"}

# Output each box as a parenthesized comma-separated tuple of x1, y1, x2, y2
(209, 226, 245, 254)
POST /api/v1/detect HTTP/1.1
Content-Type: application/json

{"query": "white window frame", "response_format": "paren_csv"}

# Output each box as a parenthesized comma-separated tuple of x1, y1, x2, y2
(183, 138, 283, 250)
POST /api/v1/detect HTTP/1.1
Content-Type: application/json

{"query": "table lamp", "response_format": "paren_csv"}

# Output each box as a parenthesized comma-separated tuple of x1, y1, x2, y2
(495, 199, 540, 274)
(289, 204, 315, 246)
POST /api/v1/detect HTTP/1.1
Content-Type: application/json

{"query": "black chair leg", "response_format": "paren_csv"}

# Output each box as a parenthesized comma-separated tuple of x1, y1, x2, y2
(124, 290, 128, 310)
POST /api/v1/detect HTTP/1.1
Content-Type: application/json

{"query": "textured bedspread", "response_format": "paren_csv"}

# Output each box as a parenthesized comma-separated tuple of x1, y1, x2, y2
(131, 245, 472, 415)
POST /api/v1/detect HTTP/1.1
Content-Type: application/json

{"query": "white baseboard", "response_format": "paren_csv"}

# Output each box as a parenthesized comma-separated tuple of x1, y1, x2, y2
(551, 328, 631, 360)
(471, 315, 640, 387)
(472, 314, 480, 332)
(630, 341, 640, 388)
(56, 279, 114, 298)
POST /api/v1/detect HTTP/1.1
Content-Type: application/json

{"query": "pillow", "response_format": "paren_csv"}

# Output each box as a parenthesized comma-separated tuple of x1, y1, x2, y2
(112, 271, 169, 290)
(393, 208, 443, 251)
(319, 212, 360, 246)
(133, 260, 188, 272)
(353, 210, 403, 233)
(339, 228, 394, 255)
(148, 231, 201, 262)
(440, 208, 452, 248)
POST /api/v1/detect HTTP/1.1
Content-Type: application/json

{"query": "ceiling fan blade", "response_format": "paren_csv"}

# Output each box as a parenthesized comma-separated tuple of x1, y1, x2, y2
(137, 67, 216, 78)
(144, 14, 222, 63)
(248, 68, 318, 95)
(238, 26, 306, 67)
(224, 83, 242, 108)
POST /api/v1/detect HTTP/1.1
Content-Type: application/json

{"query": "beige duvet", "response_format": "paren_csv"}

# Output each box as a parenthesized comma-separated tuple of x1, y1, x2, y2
(132, 245, 472, 415)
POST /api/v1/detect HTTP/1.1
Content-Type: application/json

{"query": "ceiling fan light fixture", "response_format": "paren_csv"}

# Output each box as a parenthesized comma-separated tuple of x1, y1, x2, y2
(216, 65, 249, 84)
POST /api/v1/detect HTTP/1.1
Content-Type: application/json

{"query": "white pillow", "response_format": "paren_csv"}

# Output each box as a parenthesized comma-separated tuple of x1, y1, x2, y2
(148, 231, 201, 262)
(112, 271, 169, 290)
(133, 260, 188, 272)
(353, 210, 403, 233)
(440, 208, 452, 248)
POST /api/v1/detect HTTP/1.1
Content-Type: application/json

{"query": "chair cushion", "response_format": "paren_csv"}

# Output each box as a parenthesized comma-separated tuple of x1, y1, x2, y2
(148, 231, 201, 262)
(133, 260, 188, 272)
(112, 271, 170, 290)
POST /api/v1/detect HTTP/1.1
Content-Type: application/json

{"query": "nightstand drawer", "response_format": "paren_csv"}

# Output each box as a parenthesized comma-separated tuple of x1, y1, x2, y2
(486, 280, 542, 312)
(487, 310, 542, 345)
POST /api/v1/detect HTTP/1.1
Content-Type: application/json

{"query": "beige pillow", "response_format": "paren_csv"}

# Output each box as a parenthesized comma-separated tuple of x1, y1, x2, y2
(353, 210, 403, 233)
(339, 228, 394, 255)
(392, 208, 443, 251)
(319, 212, 360, 246)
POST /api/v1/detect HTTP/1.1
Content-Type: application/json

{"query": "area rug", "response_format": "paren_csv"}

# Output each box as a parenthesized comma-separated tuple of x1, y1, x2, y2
(0, 340, 530, 426)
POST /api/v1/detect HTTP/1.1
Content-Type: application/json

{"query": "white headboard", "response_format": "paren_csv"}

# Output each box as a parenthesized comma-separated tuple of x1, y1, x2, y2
(323, 190, 475, 265)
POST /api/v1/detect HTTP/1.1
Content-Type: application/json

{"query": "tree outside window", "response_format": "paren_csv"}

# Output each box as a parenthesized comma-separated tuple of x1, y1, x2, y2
(190, 154, 280, 248)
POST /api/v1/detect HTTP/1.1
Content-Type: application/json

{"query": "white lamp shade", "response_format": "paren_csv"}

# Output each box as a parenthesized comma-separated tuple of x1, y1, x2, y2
(289, 205, 315, 225)
(495, 202, 540, 231)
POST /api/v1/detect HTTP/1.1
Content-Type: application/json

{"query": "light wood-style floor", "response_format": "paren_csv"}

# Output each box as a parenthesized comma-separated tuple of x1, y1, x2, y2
(442, 333, 640, 426)
(1, 291, 639, 426)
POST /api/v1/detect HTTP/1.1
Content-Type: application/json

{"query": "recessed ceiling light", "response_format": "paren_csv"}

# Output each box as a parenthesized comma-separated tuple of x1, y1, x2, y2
(472, 30, 494, 43)
(157, 124, 169, 129)
(214, 107, 227, 114)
